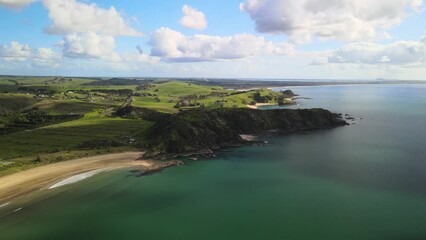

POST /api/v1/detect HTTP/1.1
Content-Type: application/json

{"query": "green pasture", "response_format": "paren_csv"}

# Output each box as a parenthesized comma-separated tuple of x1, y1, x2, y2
(148, 81, 226, 97)
(0, 116, 153, 160)
(0, 94, 40, 113)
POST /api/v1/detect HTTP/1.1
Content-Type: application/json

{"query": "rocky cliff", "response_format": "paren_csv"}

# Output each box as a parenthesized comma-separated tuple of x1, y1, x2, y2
(143, 108, 347, 158)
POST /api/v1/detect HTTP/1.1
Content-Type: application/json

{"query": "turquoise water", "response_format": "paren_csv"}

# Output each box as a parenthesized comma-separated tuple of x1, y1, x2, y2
(1, 84, 426, 240)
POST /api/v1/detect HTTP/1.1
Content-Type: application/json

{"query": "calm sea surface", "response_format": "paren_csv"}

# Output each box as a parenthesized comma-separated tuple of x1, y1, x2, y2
(1, 84, 426, 240)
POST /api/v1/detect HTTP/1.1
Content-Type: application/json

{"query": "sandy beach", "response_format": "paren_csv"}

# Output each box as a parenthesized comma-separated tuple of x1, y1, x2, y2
(0, 152, 152, 205)
(246, 103, 278, 109)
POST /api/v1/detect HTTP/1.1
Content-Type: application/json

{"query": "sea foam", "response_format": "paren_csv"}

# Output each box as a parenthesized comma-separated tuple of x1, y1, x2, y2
(49, 168, 110, 189)
(0, 202, 10, 208)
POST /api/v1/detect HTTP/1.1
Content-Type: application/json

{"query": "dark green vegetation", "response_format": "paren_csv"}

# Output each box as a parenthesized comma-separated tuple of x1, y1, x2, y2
(143, 108, 346, 158)
(0, 75, 344, 175)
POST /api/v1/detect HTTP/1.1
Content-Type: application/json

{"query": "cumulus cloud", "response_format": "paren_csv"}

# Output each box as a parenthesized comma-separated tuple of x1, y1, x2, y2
(328, 39, 426, 65)
(309, 57, 329, 66)
(0, 0, 36, 9)
(0, 41, 60, 67)
(62, 32, 119, 61)
(33, 47, 61, 66)
(149, 27, 293, 62)
(267, 41, 294, 55)
(0, 41, 32, 61)
(179, 4, 207, 30)
(120, 51, 159, 65)
(41, 0, 141, 36)
(241, 0, 423, 43)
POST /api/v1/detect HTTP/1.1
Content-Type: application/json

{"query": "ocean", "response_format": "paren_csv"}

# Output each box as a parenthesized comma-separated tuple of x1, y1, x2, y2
(1, 84, 426, 240)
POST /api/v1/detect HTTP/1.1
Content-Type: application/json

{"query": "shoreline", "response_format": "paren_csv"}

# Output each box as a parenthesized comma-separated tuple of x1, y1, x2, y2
(246, 103, 278, 109)
(231, 81, 426, 91)
(0, 152, 157, 206)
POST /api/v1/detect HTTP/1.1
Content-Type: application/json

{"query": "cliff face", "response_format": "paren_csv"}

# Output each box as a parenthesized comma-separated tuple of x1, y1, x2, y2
(144, 108, 347, 158)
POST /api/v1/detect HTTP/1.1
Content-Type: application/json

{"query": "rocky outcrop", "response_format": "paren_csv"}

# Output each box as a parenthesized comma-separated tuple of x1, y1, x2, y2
(130, 160, 184, 176)
(143, 108, 347, 159)
(281, 89, 297, 97)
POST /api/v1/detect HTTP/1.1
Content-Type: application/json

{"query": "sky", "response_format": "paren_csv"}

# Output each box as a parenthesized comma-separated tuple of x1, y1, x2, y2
(0, 0, 425, 80)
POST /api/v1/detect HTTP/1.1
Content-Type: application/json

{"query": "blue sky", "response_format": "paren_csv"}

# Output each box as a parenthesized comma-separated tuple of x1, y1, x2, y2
(0, 0, 425, 79)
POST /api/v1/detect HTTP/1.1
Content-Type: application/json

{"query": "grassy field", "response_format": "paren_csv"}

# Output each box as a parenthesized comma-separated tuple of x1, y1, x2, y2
(132, 96, 177, 113)
(0, 76, 149, 174)
(0, 114, 153, 175)
(131, 81, 225, 112)
(198, 89, 283, 108)
(130, 81, 284, 112)
(150, 81, 222, 96)
(0, 94, 40, 113)
(1, 77, 284, 113)
(0, 117, 152, 159)
(32, 100, 109, 115)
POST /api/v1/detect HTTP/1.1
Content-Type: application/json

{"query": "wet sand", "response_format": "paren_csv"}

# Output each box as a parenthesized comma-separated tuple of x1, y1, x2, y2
(0, 152, 152, 205)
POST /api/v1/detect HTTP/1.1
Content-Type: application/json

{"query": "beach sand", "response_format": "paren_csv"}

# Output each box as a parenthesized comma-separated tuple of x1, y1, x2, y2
(246, 103, 277, 109)
(0, 152, 151, 205)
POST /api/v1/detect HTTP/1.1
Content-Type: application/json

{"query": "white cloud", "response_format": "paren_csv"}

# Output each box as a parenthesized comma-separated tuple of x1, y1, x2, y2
(149, 27, 293, 62)
(309, 57, 329, 66)
(0, 41, 60, 67)
(33, 47, 61, 66)
(0, 41, 32, 61)
(120, 52, 158, 64)
(36, 48, 56, 59)
(41, 0, 141, 36)
(118, 46, 160, 65)
(62, 32, 119, 61)
(266, 41, 294, 55)
(328, 39, 426, 65)
(241, 0, 423, 43)
(116, 51, 160, 71)
(179, 4, 207, 30)
(0, 0, 36, 9)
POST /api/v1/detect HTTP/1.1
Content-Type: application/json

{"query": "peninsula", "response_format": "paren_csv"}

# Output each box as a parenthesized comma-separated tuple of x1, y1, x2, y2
(0, 76, 347, 205)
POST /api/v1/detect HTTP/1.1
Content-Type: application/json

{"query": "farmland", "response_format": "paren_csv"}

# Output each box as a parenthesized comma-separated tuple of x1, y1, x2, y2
(0, 76, 295, 175)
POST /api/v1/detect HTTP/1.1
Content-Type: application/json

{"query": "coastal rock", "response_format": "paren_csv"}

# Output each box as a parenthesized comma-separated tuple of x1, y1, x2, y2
(143, 108, 347, 159)
(240, 134, 257, 142)
(132, 160, 184, 176)
(281, 90, 297, 97)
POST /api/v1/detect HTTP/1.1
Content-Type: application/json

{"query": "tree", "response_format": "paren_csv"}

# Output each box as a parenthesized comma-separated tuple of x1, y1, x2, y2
(252, 91, 269, 103)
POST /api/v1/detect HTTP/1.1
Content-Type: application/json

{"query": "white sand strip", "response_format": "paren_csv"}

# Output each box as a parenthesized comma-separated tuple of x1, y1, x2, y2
(0, 202, 10, 208)
(49, 168, 110, 189)
(13, 207, 22, 212)
(0, 152, 148, 204)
